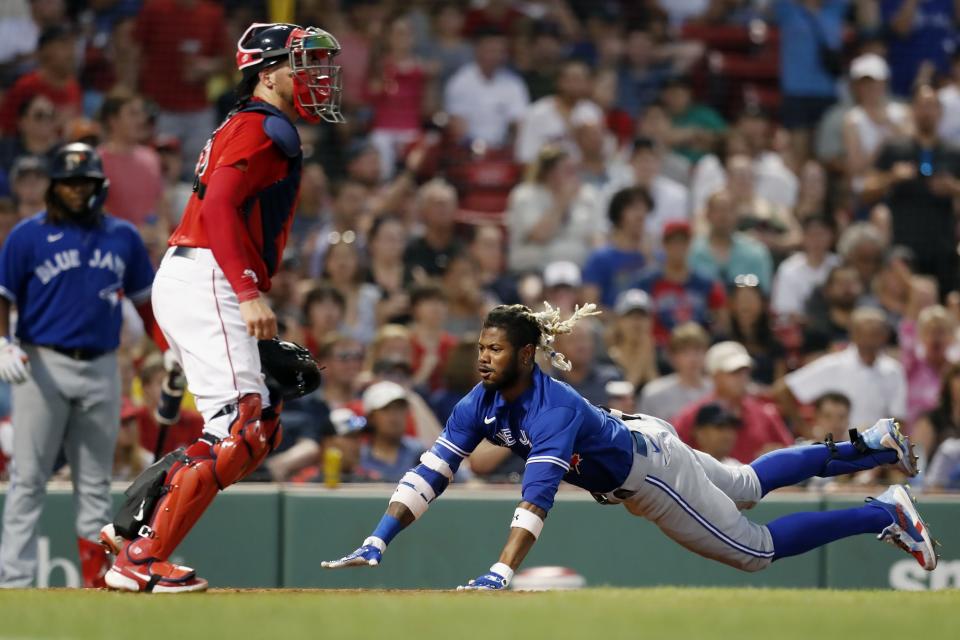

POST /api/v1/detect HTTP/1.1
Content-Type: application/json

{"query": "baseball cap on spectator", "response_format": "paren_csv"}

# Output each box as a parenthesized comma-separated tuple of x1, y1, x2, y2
(154, 134, 182, 154)
(705, 341, 753, 375)
(694, 402, 741, 428)
(850, 53, 889, 81)
(662, 220, 692, 240)
(543, 261, 581, 288)
(362, 381, 408, 415)
(11, 156, 48, 181)
(614, 288, 651, 316)
(37, 25, 73, 49)
(605, 380, 635, 400)
(329, 407, 368, 436)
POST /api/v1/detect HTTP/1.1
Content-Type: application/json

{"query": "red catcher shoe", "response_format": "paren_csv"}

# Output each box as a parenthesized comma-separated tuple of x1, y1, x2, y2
(104, 540, 208, 593)
(77, 537, 109, 588)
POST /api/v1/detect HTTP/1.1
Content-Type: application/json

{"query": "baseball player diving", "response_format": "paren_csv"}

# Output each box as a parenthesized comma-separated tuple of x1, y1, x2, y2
(323, 304, 939, 589)
(0, 143, 165, 588)
(95, 22, 335, 593)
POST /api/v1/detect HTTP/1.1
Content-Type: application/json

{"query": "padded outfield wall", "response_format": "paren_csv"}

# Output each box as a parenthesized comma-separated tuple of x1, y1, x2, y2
(1, 485, 957, 590)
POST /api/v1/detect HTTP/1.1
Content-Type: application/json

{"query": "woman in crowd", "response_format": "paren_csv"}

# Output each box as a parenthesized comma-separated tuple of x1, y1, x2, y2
(322, 236, 381, 344)
(727, 275, 785, 389)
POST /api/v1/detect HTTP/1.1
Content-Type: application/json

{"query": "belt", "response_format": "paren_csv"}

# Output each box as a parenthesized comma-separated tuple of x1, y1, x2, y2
(36, 344, 109, 361)
(591, 431, 648, 506)
(172, 246, 198, 259)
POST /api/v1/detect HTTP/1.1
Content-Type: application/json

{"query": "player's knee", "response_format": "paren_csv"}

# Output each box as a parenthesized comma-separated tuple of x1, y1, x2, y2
(733, 556, 771, 573)
(212, 394, 268, 487)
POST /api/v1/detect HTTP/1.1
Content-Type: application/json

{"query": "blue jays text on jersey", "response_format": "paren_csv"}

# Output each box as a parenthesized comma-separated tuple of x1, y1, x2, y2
(0, 212, 155, 352)
(418, 365, 637, 512)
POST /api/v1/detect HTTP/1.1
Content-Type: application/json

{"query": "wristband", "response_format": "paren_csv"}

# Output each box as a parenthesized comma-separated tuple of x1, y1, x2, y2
(490, 562, 514, 584)
(510, 507, 544, 539)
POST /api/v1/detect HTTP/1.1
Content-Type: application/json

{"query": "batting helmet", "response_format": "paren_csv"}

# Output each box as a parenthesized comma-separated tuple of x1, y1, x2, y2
(46, 142, 109, 222)
(235, 22, 343, 124)
(258, 338, 323, 402)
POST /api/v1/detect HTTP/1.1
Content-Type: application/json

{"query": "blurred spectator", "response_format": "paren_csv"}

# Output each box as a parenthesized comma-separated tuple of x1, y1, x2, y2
(404, 178, 462, 279)
(428, 339, 482, 424)
(443, 27, 529, 149)
(794, 160, 829, 221)
(607, 136, 690, 244)
(775, 0, 847, 162)
(639, 322, 712, 420)
(551, 318, 622, 405)
(606, 289, 658, 390)
(113, 400, 153, 482)
(726, 153, 800, 256)
(463, 0, 525, 37)
(836, 222, 887, 290)
(605, 380, 638, 415)
(637, 220, 727, 346)
(0, 199, 18, 246)
(777, 306, 906, 429)
(419, 2, 473, 86)
(541, 260, 583, 315)
(367, 13, 430, 178)
(688, 190, 773, 293)
(727, 274, 786, 388)
(796, 391, 853, 443)
(98, 89, 165, 227)
(0, 26, 81, 135)
(515, 60, 604, 164)
(302, 285, 346, 359)
(615, 27, 673, 119)
(0, 94, 59, 177)
(468, 223, 517, 305)
(442, 253, 489, 336)
(635, 103, 693, 185)
(334, 0, 384, 110)
(261, 391, 330, 483)
(900, 304, 960, 425)
(842, 54, 911, 193)
(771, 215, 840, 320)
(307, 179, 369, 277)
(660, 75, 726, 164)
(882, 0, 957, 96)
(10, 155, 49, 218)
(365, 324, 415, 385)
(864, 84, 960, 296)
(320, 407, 367, 483)
(134, 354, 203, 457)
(938, 51, 960, 145)
(913, 362, 960, 467)
(356, 381, 426, 482)
(673, 341, 794, 462)
(321, 237, 379, 344)
(572, 109, 615, 190)
(318, 333, 365, 408)
(865, 246, 915, 326)
(0, 0, 44, 67)
(506, 146, 600, 271)
(134, 0, 225, 170)
(155, 135, 192, 224)
(409, 282, 458, 392)
(522, 21, 566, 102)
(925, 436, 960, 490)
(692, 402, 740, 465)
(368, 215, 413, 326)
(582, 186, 651, 308)
(801, 264, 864, 354)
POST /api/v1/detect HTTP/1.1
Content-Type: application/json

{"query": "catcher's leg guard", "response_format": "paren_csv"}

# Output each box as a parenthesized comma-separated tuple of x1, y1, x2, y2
(242, 401, 283, 480)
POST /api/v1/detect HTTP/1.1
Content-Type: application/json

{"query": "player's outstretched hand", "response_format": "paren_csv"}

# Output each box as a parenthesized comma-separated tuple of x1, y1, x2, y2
(456, 570, 510, 591)
(321, 541, 383, 569)
(239, 297, 277, 340)
(0, 338, 29, 384)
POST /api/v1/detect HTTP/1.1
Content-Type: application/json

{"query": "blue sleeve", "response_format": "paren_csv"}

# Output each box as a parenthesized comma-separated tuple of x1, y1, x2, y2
(522, 406, 583, 512)
(409, 395, 485, 499)
(122, 226, 155, 304)
(581, 250, 607, 288)
(0, 223, 32, 304)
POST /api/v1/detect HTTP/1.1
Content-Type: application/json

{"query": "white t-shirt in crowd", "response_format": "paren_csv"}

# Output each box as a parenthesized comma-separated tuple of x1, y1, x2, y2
(770, 252, 841, 317)
(602, 168, 690, 241)
(515, 96, 604, 164)
(443, 63, 530, 148)
(938, 84, 960, 146)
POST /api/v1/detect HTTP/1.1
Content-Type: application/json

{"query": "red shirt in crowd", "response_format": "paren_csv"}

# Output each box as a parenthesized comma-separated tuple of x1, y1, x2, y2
(672, 394, 794, 463)
(368, 61, 427, 132)
(134, 0, 225, 112)
(411, 333, 459, 392)
(0, 71, 82, 134)
(99, 145, 165, 226)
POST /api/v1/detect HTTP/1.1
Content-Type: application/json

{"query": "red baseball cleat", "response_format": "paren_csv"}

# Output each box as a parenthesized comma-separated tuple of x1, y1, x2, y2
(104, 540, 208, 593)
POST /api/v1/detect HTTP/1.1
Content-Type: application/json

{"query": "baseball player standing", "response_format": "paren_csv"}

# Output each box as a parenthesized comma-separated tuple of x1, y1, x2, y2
(323, 304, 939, 588)
(98, 22, 344, 593)
(0, 143, 164, 588)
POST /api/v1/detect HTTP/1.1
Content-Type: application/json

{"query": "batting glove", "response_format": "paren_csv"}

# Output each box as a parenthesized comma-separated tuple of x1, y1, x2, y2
(321, 537, 384, 569)
(457, 563, 513, 591)
(0, 337, 29, 384)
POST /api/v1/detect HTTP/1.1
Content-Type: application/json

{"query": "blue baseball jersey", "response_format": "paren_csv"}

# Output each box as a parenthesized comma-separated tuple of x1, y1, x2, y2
(431, 365, 635, 512)
(0, 212, 155, 352)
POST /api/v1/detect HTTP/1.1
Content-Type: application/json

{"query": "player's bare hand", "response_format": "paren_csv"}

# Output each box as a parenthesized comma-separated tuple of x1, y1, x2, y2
(321, 540, 383, 569)
(0, 337, 29, 384)
(239, 298, 277, 340)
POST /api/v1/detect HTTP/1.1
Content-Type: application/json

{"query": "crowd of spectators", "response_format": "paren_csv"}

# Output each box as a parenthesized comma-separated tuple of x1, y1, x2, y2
(1, 0, 960, 493)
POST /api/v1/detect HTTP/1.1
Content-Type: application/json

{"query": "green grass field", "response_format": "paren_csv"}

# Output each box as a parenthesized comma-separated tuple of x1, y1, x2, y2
(1, 588, 959, 640)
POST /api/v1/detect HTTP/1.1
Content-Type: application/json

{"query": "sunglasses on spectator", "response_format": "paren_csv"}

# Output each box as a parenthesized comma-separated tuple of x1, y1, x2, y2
(28, 110, 56, 122)
(734, 273, 760, 288)
(327, 230, 356, 245)
(333, 350, 364, 361)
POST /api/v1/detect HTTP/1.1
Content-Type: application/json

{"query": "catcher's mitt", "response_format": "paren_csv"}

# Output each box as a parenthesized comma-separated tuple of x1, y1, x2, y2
(258, 338, 322, 401)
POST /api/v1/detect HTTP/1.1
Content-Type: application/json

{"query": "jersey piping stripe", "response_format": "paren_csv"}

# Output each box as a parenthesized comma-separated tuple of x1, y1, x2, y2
(0, 284, 15, 303)
(211, 271, 239, 399)
(525, 455, 571, 471)
(436, 438, 468, 458)
(644, 475, 775, 559)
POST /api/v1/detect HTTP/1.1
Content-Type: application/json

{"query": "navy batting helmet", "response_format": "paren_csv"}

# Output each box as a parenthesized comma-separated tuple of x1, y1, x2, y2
(47, 142, 109, 221)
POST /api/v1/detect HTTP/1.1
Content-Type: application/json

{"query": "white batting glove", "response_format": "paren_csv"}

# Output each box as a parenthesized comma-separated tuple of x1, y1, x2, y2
(0, 337, 29, 384)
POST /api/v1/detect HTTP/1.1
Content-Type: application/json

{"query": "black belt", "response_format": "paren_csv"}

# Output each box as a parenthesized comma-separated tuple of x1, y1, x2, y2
(172, 246, 199, 259)
(36, 344, 109, 361)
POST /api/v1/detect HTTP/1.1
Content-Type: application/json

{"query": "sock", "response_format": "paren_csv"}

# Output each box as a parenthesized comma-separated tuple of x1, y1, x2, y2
(371, 514, 403, 545)
(751, 443, 898, 495)
(768, 504, 893, 560)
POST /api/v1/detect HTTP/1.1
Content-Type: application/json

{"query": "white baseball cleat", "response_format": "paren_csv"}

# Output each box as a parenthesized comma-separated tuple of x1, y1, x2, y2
(867, 484, 939, 571)
(857, 418, 919, 477)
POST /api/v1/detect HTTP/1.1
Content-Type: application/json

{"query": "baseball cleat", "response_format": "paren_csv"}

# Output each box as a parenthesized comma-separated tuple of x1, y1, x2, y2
(857, 418, 918, 476)
(98, 523, 124, 556)
(104, 541, 208, 593)
(867, 484, 939, 571)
